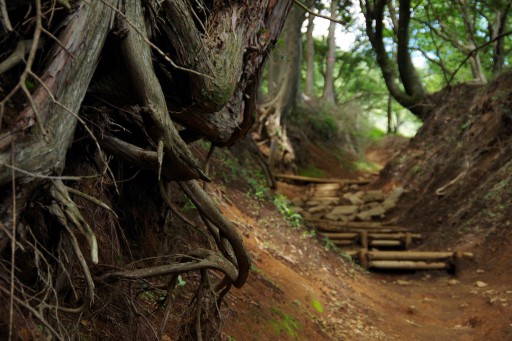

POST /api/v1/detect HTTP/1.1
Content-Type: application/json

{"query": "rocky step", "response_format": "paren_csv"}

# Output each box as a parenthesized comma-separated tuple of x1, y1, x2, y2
(295, 188, 405, 223)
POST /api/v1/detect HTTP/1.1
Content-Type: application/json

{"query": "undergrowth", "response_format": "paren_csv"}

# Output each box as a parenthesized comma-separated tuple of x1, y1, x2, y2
(273, 194, 303, 228)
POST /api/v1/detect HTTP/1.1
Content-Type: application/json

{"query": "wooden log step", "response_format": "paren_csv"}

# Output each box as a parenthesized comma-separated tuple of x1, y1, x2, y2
(319, 232, 358, 239)
(366, 251, 473, 261)
(306, 219, 397, 229)
(320, 232, 421, 240)
(332, 240, 355, 246)
(368, 261, 449, 270)
(314, 183, 342, 191)
(317, 227, 408, 234)
(367, 233, 422, 240)
(312, 223, 408, 233)
(274, 173, 371, 185)
(311, 190, 339, 197)
(307, 196, 340, 202)
(370, 240, 402, 247)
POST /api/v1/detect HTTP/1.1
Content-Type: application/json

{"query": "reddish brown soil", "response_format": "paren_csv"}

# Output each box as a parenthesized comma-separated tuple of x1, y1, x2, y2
(215, 74, 512, 340)
(215, 178, 512, 340)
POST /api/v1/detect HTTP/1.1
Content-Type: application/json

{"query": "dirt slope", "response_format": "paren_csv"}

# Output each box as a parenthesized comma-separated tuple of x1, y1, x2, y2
(210, 73, 512, 340)
(375, 73, 512, 272)
(212, 177, 512, 340)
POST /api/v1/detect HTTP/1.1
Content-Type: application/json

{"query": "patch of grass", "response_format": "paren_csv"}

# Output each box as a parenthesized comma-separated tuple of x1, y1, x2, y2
(270, 307, 302, 338)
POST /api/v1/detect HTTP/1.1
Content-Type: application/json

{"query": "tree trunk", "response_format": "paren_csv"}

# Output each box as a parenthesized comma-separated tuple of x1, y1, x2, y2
(0, 1, 114, 185)
(492, 1, 511, 75)
(255, 5, 306, 173)
(387, 94, 393, 134)
(322, 0, 338, 104)
(360, 0, 428, 119)
(305, 13, 316, 98)
(397, 0, 426, 97)
(456, 0, 487, 83)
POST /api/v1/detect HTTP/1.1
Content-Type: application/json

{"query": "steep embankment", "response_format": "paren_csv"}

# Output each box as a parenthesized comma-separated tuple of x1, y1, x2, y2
(376, 73, 512, 273)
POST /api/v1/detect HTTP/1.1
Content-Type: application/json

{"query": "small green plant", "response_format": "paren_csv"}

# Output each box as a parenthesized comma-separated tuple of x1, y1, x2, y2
(322, 236, 336, 251)
(177, 275, 186, 287)
(270, 307, 302, 338)
(222, 157, 240, 182)
(227, 336, 237, 341)
(25, 80, 36, 90)
(273, 194, 303, 228)
(311, 299, 324, 313)
(182, 197, 196, 212)
(246, 169, 269, 200)
(302, 229, 316, 238)
(411, 164, 421, 174)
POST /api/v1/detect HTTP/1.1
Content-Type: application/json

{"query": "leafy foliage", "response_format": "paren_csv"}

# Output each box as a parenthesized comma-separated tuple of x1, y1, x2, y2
(273, 194, 303, 228)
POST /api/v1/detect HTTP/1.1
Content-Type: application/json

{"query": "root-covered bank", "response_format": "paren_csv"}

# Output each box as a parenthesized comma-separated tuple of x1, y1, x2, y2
(0, 1, 292, 339)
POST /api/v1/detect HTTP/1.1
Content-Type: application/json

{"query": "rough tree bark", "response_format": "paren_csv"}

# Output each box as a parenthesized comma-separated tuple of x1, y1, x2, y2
(254, 4, 307, 173)
(0, 0, 292, 339)
(305, 13, 316, 98)
(322, 0, 338, 104)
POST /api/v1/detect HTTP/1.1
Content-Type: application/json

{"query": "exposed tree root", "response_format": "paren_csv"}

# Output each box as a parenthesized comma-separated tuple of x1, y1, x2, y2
(0, 0, 292, 338)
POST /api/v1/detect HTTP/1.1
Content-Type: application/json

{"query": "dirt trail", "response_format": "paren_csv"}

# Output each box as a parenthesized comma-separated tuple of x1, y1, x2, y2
(219, 183, 512, 340)
(216, 142, 512, 340)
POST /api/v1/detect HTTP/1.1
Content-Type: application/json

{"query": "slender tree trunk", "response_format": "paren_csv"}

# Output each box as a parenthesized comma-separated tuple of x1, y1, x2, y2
(397, 0, 426, 98)
(456, 0, 487, 83)
(387, 94, 393, 134)
(305, 13, 316, 98)
(492, 1, 511, 75)
(322, 0, 338, 104)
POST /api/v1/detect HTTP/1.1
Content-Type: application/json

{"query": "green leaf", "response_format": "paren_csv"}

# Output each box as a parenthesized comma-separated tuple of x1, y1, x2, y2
(177, 275, 186, 287)
(311, 299, 323, 313)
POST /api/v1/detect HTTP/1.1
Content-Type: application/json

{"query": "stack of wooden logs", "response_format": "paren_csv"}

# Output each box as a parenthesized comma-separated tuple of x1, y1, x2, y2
(277, 174, 473, 273)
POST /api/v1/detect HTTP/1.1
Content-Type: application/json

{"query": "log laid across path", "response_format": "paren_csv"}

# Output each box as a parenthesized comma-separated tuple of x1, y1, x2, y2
(275, 173, 372, 185)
